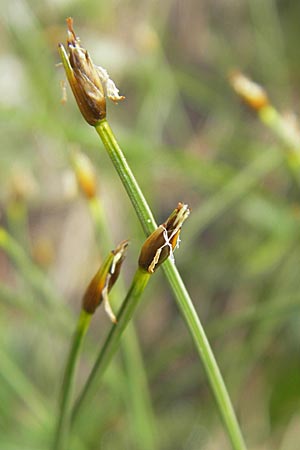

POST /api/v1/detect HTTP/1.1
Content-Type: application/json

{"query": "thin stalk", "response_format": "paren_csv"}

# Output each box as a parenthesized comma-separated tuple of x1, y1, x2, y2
(259, 105, 300, 186)
(96, 121, 156, 235)
(121, 325, 157, 450)
(259, 106, 300, 152)
(94, 119, 247, 450)
(53, 310, 92, 450)
(230, 73, 300, 189)
(72, 268, 151, 424)
(87, 195, 157, 449)
(88, 196, 110, 249)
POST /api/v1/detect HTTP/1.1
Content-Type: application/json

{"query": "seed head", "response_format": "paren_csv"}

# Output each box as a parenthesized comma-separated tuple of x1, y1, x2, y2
(72, 150, 97, 199)
(58, 17, 125, 126)
(138, 203, 190, 273)
(82, 240, 129, 322)
(229, 70, 269, 111)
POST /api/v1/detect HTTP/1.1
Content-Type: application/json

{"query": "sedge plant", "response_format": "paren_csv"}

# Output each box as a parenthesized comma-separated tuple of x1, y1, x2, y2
(58, 17, 247, 450)
(71, 149, 158, 450)
(230, 71, 300, 181)
(72, 202, 190, 423)
(52, 241, 128, 450)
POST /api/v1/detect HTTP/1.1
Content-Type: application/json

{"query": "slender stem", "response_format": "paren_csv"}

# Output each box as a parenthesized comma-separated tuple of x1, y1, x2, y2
(88, 195, 157, 449)
(72, 268, 151, 424)
(121, 324, 157, 450)
(88, 196, 111, 250)
(94, 119, 247, 450)
(162, 261, 246, 449)
(53, 310, 92, 450)
(259, 106, 300, 153)
(95, 121, 157, 235)
(258, 105, 300, 188)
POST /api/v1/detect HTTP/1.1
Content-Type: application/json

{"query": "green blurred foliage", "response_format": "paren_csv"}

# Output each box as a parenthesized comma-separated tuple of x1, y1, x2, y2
(1, 0, 300, 449)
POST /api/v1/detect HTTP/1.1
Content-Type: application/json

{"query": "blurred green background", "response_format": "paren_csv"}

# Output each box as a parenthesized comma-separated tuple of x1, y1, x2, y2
(1, 0, 300, 449)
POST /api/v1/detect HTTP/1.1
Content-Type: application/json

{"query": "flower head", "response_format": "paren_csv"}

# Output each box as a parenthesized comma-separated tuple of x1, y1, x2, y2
(138, 203, 190, 273)
(82, 240, 128, 322)
(229, 70, 269, 111)
(72, 149, 97, 199)
(58, 17, 125, 126)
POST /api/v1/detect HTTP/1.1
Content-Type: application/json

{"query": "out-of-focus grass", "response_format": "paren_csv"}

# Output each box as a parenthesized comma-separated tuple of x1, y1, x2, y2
(1, 1, 300, 449)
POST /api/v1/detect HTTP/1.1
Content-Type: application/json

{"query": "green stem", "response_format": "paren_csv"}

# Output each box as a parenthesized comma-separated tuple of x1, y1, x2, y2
(88, 196, 111, 250)
(259, 106, 300, 151)
(96, 121, 157, 235)
(121, 325, 157, 450)
(88, 195, 157, 449)
(53, 310, 92, 450)
(72, 268, 151, 424)
(94, 119, 247, 450)
(259, 105, 300, 187)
